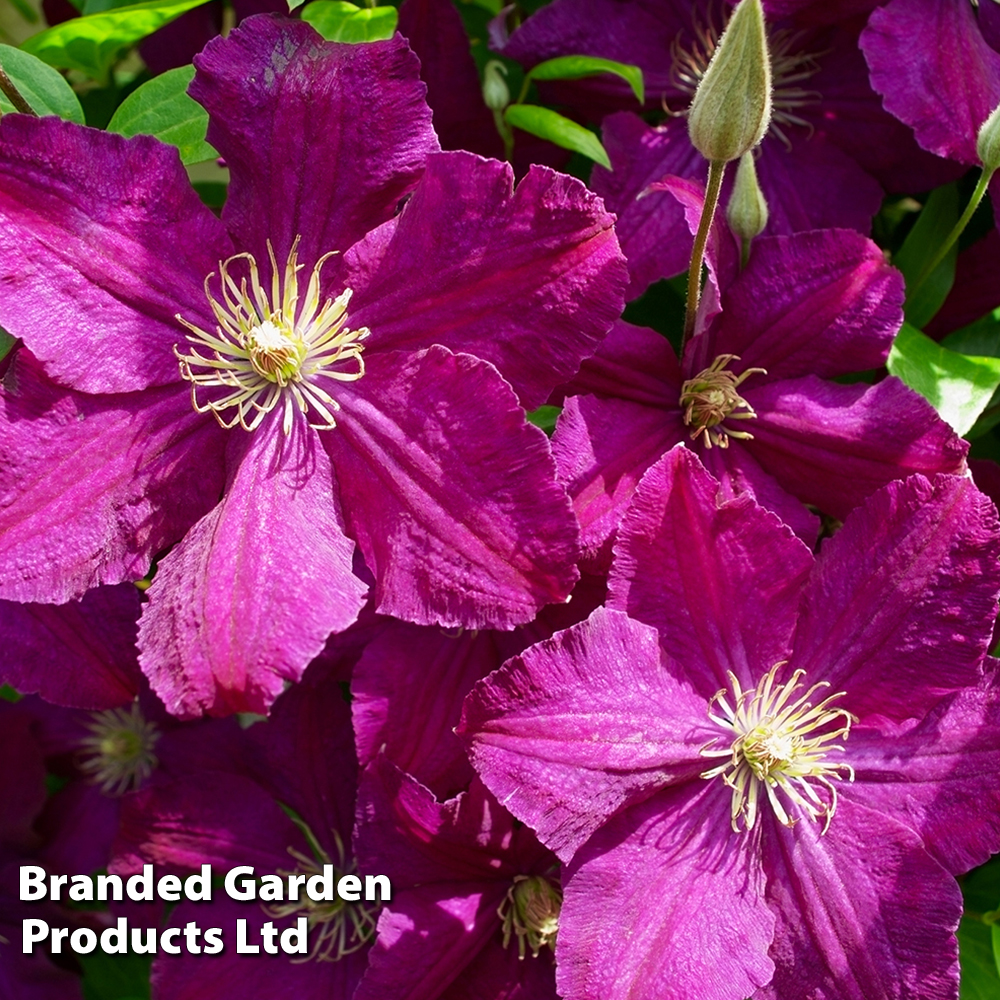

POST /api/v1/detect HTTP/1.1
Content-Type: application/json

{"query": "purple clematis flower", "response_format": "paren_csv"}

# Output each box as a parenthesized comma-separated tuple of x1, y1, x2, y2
(0, 15, 627, 717)
(355, 759, 561, 1000)
(112, 660, 373, 999)
(553, 214, 966, 562)
(458, 446, 1000, 1000)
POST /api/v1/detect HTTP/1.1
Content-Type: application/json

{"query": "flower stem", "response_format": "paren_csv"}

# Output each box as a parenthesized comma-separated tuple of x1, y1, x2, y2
(906, 166, 996, 310)
(682, 159, 726, 351)
(0, 60, 36, 117)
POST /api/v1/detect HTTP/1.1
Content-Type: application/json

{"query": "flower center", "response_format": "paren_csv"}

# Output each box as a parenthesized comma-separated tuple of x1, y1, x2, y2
(670, 9, 825, 148)
(264, 830, 378, 963)
(175, 237, 370, 435)
(700, 663, 855, 832)
(679, 354, 764, 448)
(498, 874, 561, 960)
(78, 703, 160, 796)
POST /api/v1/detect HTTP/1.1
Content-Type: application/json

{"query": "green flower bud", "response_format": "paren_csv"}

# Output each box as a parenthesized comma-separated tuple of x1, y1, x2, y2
(976, 100, 1000, 172)
(483, 60, 511, 112)
(726, 151, 769, 242)
(687, 0, 772, 163)
(499, 875, 562, 960)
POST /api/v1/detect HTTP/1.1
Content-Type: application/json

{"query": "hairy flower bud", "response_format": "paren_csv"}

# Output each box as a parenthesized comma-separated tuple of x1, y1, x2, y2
(726, 151, 769, 242)
(687, 0, 772, 163)
(976, 100, 1000, 172)
(483, 60, 511, 112)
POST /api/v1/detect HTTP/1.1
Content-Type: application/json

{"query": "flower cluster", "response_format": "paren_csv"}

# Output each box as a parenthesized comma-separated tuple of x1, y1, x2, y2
(3, 1, 1000, 999)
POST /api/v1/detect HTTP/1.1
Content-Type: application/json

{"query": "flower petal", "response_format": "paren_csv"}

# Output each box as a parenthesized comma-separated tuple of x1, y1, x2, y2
(558, 781, 775, 1000)
(459, 607, 712, 861)
(862, 0, 1000, 164)
(345, 153, 627, 409)
(609, 447, 813, 697)
(0, 350, 225, 604)
(792, 473, 1000, 722)
(191, 14, 437, 274)
(742, 375, 968, 521)
(325, 347, 580, 630)
(843, 668, 1000, 876)
(0, 115, 231, 394)
(138, 410, 367, 718)
(693, 230, 904, 381)
(0, 584, 141, 709)
(759, 799, 961, 1000)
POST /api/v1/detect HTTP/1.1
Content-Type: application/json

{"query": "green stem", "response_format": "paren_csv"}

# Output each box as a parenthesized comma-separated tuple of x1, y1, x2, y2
(682, 159, 726, 351)
(493, 108, 514, 164)
(907, 166, 996, 308)
(0, 60, 36, 117)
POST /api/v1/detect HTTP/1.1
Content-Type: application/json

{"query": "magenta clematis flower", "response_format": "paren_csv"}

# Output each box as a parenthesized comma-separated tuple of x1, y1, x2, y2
(355, 760, 561, 1000)
(499, 0, 958, 293)
(553, 218, 966, 562)
(0, 15, 627, 717)
(112, 662, 374, 999)
(459, 446, 1000, 1000)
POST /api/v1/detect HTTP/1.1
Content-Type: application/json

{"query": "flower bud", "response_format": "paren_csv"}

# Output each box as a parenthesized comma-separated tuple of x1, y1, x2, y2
(482, 60, 510, 112)
(976, 100, 1000, 172)
(687, 0, 772, 163)
(726, 151, 769, 242)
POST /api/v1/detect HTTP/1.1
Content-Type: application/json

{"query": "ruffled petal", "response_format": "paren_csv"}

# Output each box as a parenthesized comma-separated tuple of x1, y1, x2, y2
(742, 375, 968, 520)
(692, 230, 903, 381)
(759, 799, 961, 1000)
(792, 473, 1000, 723)
(138, 410, 367, 718)
(861, 0, 1000, 164)
(0, 115, 231, 394)
(558, 781, 775, 1000)
(843, 668, 1000, 876)
(324, 347, 580, 630)
(191, 14, 438, 273)
(0, 350, 225, 604)
(459, 607, 712, 861)
(0, 584, 141, 709)
(344, 153, 627, 409)
(609, 447, 813, 697)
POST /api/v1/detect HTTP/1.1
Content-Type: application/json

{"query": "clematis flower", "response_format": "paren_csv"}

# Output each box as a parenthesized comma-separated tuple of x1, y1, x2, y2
(458, 446, 1000, 1000)
(499, 0, 958, 292)
(355, 760, 561, 1000)
(112, 660, 374, 999)
(552, 216, 966, 561)
(0, 15, 627, 717)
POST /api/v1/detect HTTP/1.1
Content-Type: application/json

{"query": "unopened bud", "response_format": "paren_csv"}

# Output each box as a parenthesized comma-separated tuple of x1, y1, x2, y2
(976, 101, 1000, 172)
(483, 60, 510, 112)
(687, 0, 772, 163)
(726, 151, 769, 242)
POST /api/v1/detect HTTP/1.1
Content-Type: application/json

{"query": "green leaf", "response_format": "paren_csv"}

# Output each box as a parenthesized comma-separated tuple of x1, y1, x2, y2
(0, 44, 85, 122)
(300, 1, 398, 42)
(21, 0, 212, 83)
(504, 104, 610, 168)
(942, 307, 1000, 358)
(0, 326, 15, 363)
(887, 322, 1000, 436)
(287, 0, 308, 9)
(527, 55, 644, 105)
(894, 183, 960, 329)
(106, 65, 216, 164)
(527, 405, 561, 436)
(79, 951, 151, 1000)
(959, 918, 1000, 1000)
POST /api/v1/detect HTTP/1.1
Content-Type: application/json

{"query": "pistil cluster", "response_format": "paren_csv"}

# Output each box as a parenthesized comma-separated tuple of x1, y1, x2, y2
(498, 874, 562, 960)
(679, 354, 764, 448)
(700, 662, 856, 832)
(78, 703, 160, 796)
(264, 832, 379, 964)
(175, 237, 369, 435)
